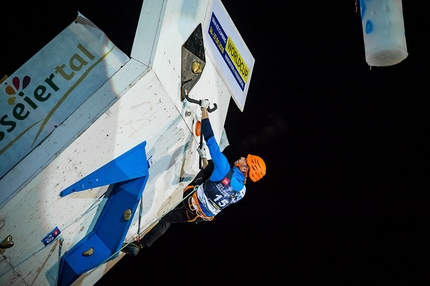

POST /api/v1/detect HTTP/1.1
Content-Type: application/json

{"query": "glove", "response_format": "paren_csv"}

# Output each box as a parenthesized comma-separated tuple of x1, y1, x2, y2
(200, 99, 210, 109)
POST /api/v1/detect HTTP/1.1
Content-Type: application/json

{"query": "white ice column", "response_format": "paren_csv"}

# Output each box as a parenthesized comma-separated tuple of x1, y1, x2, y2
(360, 0, 408, 66)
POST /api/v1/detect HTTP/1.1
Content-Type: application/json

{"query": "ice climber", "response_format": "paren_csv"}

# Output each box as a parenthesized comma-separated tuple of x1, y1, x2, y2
(123, 99, 266, 256)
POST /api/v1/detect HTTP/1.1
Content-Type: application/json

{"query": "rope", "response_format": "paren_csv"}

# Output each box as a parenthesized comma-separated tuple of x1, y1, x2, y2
(2, 255, 29, 285)
(54, 237, 64, 286)
(136, 198, 144, 242)
(60, 192, 106, 233)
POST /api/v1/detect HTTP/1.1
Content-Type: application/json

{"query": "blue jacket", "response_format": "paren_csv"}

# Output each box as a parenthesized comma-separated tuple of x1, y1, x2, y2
(196, 118, 246, 216)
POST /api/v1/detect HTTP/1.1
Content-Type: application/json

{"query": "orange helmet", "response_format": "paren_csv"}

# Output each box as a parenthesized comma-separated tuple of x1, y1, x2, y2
(246, 154, 266, 182)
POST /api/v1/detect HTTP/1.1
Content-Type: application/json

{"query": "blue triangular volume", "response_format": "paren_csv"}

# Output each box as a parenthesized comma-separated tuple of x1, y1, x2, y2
(57, 141, 150, 286)
(60, 141, 148, 197)
(57, 176, 149, 286)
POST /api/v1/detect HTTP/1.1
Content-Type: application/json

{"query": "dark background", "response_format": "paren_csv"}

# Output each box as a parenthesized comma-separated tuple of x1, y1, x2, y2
(1, 1, 428, 284)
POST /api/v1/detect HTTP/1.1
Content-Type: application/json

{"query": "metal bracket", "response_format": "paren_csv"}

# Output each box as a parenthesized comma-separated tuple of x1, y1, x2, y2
(181, 23, 205, 100)
(181, 24, 217, 112)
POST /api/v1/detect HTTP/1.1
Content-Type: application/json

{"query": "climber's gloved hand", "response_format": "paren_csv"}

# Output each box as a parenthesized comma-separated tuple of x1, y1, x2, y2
(200, 99, 210, 109)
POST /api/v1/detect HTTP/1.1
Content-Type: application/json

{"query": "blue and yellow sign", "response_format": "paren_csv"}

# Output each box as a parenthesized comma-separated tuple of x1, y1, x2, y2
(208, 13, 249, 91)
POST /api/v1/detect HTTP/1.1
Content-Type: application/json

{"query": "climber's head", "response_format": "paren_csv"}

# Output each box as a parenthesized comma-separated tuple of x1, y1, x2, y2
(234, 154, 266, 182)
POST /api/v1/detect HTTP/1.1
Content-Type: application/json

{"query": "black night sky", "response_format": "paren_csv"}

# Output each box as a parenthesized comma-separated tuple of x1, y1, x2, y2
(1, 1, 428, 284)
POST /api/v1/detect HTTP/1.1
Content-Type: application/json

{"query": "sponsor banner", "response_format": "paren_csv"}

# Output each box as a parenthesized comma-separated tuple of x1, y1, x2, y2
(205, 0, 255, 111)
(0, 14, 129, 178)
(41, 226, 61, 246)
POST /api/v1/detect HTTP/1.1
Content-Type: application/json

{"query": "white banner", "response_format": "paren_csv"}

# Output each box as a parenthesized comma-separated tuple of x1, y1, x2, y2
(0, 14, 129, 178)
(204, 0, 255, 111)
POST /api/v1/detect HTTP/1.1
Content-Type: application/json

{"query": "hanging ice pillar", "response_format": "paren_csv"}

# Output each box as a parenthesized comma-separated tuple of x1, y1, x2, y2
(58, 141, 149, 286)
(359, 0, 408, 66)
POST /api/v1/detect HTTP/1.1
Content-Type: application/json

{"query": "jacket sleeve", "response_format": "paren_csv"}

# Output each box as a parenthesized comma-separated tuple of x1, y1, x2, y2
(201, 118, 214, 142)
(201, 118, 230, 181)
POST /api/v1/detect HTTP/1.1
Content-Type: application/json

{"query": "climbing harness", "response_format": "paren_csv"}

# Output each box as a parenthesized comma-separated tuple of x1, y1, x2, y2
(187, 189, 214, 222)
